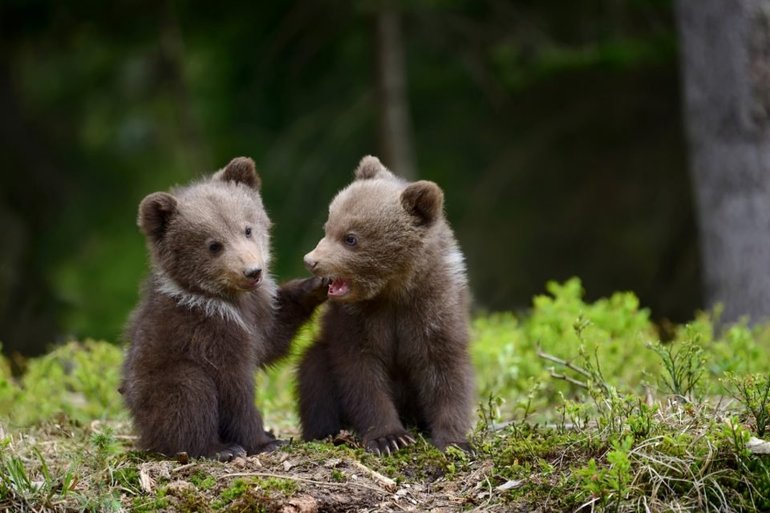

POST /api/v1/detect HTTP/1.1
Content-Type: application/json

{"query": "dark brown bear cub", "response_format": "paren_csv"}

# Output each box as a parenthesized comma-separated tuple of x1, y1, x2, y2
(121, 157, 326, 460)
(298, 156, 475, 455)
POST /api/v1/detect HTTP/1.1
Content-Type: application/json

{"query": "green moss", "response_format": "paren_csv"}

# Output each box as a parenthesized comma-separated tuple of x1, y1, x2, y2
(255, 476, 298, 495)
(133, 488, 170, 513)
(189, 471, 216, 490)
(173, 488, 212, 513)
(213, 478, 249, 509)
(112, 466, 139, 490)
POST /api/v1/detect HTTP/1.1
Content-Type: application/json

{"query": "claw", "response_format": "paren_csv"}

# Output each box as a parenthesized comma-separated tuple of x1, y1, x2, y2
(215, 444, 245, 462)
(366, 442, 381, 456)
(366, 431, 415, 456)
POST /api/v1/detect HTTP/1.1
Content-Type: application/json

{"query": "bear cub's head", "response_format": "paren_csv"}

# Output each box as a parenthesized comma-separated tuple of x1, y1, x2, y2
(139, 157, 271, 298)
(304, 155, 444, 302)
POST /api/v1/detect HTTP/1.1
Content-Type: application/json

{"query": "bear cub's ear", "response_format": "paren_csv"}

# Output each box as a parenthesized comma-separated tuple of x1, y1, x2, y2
(401, 181, 444, 226)
(138, 192, 178, 241)
(354, 155, 395, 181)
(218, 156, 261, 191)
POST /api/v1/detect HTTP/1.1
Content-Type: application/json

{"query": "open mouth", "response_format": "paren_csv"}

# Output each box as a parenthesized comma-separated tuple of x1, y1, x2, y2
(327, 277, 351, 297)
(241, 277, 262, 290)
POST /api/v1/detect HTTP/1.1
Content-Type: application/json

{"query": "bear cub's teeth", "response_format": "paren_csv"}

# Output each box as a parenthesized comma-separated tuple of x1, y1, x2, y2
(328, 278, 351, 297)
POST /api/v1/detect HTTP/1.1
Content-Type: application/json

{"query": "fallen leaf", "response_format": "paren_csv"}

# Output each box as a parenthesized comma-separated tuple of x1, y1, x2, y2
(139, 467, 154, 493)
(496, 479, 524, 491)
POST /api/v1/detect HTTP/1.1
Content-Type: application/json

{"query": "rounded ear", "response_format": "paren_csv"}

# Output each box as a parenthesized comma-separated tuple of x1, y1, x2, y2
(217, 156, 261, 190)
(401, 181, 444, 226)
(138, 192, 178, 241)
(354, 155, 395, 181)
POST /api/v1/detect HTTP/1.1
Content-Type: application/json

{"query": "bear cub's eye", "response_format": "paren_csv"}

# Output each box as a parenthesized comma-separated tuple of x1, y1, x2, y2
(343, 233, 358, 247)
(245, 226, 252, 238)
(208, 241, 223, 254)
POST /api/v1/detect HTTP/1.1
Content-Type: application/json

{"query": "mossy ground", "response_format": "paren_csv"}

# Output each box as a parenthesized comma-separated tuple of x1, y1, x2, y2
(2, 278, 770, 512)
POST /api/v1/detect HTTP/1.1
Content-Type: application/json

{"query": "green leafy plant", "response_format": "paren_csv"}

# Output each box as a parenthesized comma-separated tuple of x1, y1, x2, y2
(648, 335, 706, 401)
(723, 373, 770, 437)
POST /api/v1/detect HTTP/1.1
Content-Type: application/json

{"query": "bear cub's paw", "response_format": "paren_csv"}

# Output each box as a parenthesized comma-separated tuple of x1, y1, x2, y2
(364, 430, 417, 456)
(215, 444, 247, 462)
(283, 276, 331, 310)
(302, 276, 332, 304)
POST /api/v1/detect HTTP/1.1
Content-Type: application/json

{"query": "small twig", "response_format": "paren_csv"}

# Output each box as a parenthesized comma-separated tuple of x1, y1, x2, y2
(549, 371, 589, 389)
(349, 460, 397, 491)
(218, 471, 389, 494)
(171, 463, 197, 473)
(537, 351, 592, 378)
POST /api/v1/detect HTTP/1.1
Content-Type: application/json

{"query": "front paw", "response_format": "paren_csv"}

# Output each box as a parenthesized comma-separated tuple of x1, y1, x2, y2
(286, 276, 330, 308)
(364, 431, 416, 456)
(215, 444, 247, 462)
(303, 276, 330, 304)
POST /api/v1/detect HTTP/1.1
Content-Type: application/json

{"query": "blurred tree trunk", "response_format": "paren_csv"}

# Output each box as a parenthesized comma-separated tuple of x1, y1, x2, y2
(0, 57, 62, 360)
(374, 5, 416, 179)
(676, 0, 770, 324)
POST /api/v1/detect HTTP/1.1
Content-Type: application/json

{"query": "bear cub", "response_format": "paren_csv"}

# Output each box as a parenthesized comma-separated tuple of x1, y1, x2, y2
(298, 156, 475, 455)
(121, 157, 327, 460)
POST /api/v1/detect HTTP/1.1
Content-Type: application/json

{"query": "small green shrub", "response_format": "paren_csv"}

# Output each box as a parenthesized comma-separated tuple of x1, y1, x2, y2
(723, 373, 770, 437)
(649, 335, 706, 401)
(3, 340, 124, 426)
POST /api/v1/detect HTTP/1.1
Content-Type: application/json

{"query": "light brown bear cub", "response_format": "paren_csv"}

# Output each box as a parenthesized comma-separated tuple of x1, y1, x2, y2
(298, 156, 475, 455)
(121, 157, 327, 460)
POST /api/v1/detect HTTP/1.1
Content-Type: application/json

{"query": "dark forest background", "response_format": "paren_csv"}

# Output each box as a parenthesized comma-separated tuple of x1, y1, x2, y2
(0, 0, 700, 356)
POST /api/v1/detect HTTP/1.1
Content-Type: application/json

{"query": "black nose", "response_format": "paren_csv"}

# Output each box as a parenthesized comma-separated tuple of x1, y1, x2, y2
(303, 256, 318, 271)
(244, 267, 262, 280)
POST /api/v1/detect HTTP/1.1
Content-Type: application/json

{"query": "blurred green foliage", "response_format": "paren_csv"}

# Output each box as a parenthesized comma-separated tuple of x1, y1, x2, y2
(0, 340, 125, 425)
(472, 278, 770, 419)
(3, 277, 769, 431)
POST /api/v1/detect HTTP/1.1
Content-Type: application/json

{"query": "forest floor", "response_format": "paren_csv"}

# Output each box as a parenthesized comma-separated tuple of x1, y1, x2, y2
(3, 395, 768, 512)
(2, 417, 524, 512)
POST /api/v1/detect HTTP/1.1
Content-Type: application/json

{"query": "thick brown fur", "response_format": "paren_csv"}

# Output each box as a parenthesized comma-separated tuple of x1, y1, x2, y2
(299, 155, 475, 455)
(121, 157, 327, 460)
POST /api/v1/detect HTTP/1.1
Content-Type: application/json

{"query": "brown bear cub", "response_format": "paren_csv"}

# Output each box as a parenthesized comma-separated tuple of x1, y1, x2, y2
(121, 157, 327, 461)
(298, 156, 475, 455)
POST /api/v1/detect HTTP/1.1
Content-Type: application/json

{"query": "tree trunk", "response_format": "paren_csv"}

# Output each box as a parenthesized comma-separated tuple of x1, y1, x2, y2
(676, 0, 770, 324)
(0, 56, 63, 358)
(374, 5, 417, 179)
